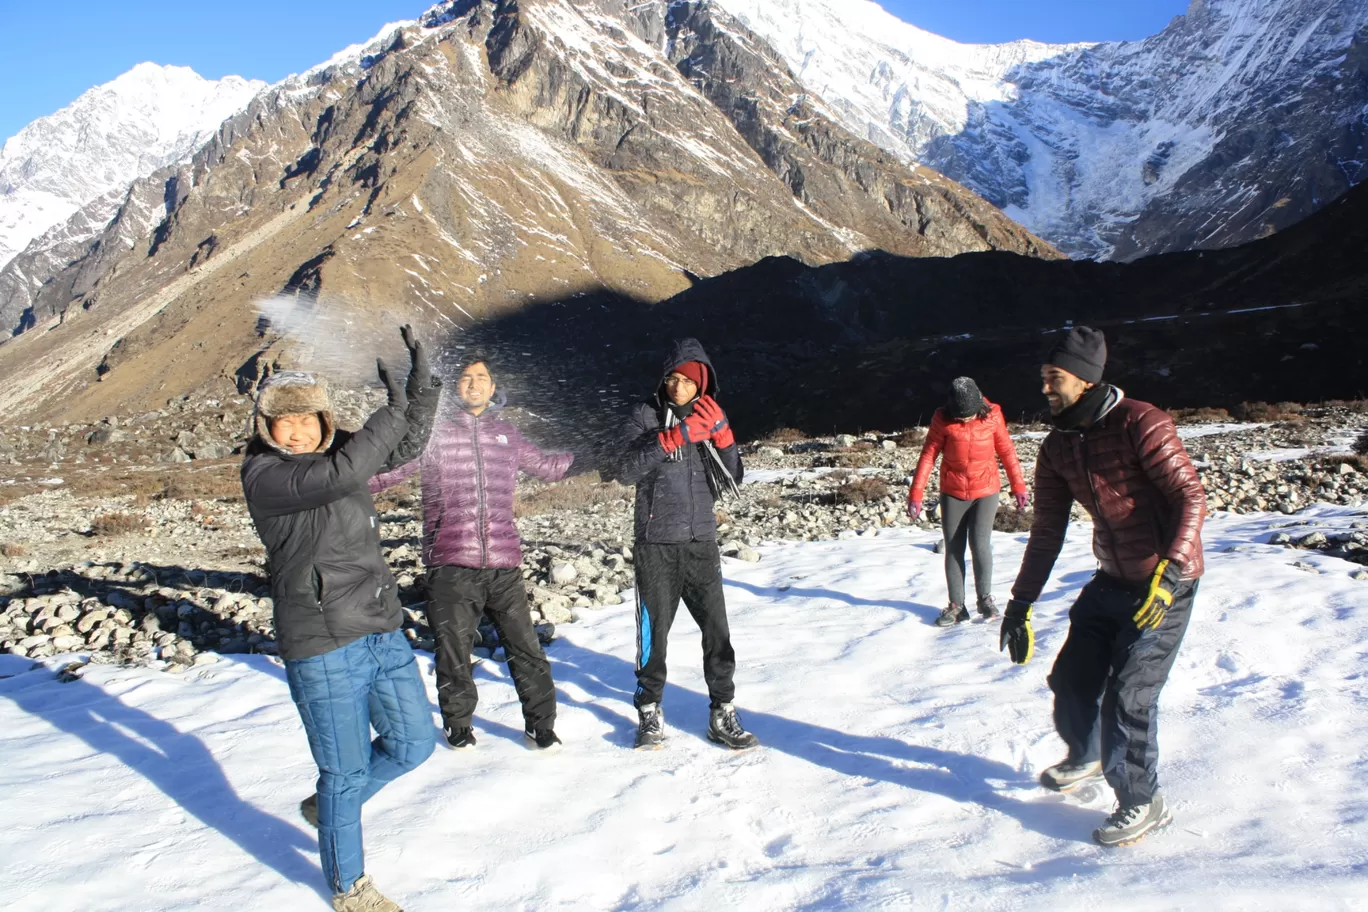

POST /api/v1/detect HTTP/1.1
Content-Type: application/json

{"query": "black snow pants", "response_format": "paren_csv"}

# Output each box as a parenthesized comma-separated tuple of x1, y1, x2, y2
(1048, 570, 1196, 807)
(425, 566, 556, 731)
(632, 540, 736, 710)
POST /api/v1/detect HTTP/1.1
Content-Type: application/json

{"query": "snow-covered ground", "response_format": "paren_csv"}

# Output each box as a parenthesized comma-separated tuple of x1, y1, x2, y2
(3, 506, 1367, 910)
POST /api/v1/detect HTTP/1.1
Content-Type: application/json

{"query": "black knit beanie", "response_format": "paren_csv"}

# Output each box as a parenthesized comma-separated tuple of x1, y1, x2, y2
(1045, 326, 1107, 384)
(949, 376, 986, 419)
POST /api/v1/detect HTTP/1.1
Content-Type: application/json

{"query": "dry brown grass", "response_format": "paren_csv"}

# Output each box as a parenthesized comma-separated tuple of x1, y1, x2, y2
(764, 427, 807, 444)
(1322, 453, 1368, 472)
(90, 512, 150, 536)
(0, 542, 27, 558)
(514, 474, 632, 517)
(895, 427, 927, 449)
(1233, 401, 1305, 422)
(1326, 399, 1368, 414)
(833, 451, 877, 469)
(1167, 406, 1232, 424)
(835, 478, 889, 504)
(993, 505, 1033, 533)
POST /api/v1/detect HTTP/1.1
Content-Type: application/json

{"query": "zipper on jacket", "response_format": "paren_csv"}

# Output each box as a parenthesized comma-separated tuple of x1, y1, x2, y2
(472, 413, 489, 567)
(1078, 432, 1124, 574)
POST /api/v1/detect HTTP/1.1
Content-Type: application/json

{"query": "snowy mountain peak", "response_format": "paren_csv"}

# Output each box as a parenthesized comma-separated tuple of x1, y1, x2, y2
(721, 0, 1368, 259)
(0, 63, 265, 271)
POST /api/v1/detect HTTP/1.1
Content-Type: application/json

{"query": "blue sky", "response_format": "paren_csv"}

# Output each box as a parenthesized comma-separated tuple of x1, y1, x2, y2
(0, 0, 1188, 143)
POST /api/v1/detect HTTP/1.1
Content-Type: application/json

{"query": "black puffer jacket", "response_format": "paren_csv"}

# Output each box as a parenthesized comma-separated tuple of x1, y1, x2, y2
(617, 338, 743, 543)
(241, 404, 411, 661)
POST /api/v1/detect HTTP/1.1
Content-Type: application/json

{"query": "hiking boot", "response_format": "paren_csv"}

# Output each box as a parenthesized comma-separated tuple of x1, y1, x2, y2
(935, 603, 970, 627)
(1093, 793, 1173, 847)
(977, 595, 999, 619)
(300, 793, 319, 829)
(1039, 758, 1104, 792)
(332, 874, 403, 912)
(524, 727, 562, 751)
(707, 702, 759, 750)
(634, 703, 665, 750)
(444, 725, 477, 750)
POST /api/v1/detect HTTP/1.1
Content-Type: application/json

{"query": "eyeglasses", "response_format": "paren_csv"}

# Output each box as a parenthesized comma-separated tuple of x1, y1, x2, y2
(664, 375, 697, 387)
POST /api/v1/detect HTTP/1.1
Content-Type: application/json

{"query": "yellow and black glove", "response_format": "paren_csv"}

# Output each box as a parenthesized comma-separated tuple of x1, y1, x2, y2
(1134, 559, 1182, 631)
(999, 599, 1034, 665)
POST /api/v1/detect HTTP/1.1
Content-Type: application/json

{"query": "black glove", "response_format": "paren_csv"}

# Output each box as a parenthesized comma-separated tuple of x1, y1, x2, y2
(999, 599, 1034, 665)
(376, 358, 407, 408)
(400, 324, 435, 397)
(1134, 559, 1182, 631)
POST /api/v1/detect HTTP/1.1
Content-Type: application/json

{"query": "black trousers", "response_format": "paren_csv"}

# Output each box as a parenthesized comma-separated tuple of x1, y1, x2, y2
(633, 540, 736, 710)
(1048, 571, 1197, 806)
(425, 566, 556, 731)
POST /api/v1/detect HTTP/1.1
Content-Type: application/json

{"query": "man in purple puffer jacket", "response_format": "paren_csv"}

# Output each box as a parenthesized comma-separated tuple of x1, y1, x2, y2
(371, 356, 572, 751)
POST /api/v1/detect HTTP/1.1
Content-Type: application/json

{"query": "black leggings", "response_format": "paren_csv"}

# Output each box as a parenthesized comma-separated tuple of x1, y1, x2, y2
(940, 492, 998, 606)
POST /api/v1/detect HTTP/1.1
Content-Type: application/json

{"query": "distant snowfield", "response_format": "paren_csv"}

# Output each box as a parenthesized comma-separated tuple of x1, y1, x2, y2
(3, 506, 1367, 910)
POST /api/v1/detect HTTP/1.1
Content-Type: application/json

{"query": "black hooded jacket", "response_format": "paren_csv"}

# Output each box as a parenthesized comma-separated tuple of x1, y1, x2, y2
(241, 401, 419, 662)
(616, 339, 743, 543)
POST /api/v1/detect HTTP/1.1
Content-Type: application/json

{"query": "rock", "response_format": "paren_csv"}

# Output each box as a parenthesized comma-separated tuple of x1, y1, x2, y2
(757, 446, 785, 460)
(736, 546, 761, 563)
(1296, 532, 1328, 548)
(540, 603, 574, 625)
(192, 653, 219, 667)
(881, 439, 897, 451)
(163, 448, 193, 463)
(1268, 532, 1292, 545)
(835, 434, 858, 447)
(933, 539, 945, 554)
(1339, 462, 1357, 475)
(1351, 569, 1368, 581)
(1292, 560, 1320, 573)
(51, 634, 84, 652)
(193, 444, 235, 460)
(534, 622, 556, 645)
(549, 562, 578, 585)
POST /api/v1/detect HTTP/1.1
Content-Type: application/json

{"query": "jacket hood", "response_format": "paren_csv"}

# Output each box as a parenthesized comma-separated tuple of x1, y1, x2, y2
(252, 371, 337, 456)
(656, 337, 720, 403)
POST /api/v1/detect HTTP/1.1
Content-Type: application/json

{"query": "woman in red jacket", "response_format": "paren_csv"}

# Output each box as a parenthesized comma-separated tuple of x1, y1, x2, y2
(908, 377, 1029, 627)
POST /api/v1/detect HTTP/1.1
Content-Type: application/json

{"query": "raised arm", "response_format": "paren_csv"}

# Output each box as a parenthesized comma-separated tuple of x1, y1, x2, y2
(515, 427, 574, 482)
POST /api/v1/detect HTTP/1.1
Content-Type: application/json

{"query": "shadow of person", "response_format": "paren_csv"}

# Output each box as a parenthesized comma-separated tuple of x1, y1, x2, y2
(0, 662, 326, 898)
(547, 637, 1099, 845)
(723, 577, 942, 625)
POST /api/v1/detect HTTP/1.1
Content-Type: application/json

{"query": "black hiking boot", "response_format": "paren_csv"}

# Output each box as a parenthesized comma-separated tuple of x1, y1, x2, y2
(977, 595, 999, 619)
(444, 725, 477, 750)
(634, 703, 665, 750)
(1093, 793, 1173, 847)
(524, 727, 562, 752)
(707, 702, 759, 750)
(300, 792, 319, 829)
(935, 603, 970, 627)
(1039, 758, 1104, 792)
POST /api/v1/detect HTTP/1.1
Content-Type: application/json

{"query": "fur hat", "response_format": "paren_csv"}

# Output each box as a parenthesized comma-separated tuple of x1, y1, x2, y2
(948, 376, 987, 419)
(253, 371, 336, 455)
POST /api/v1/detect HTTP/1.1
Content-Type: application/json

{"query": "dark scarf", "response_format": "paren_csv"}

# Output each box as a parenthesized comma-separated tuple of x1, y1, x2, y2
(1051, 384, 1114, 432)
(661, 397, 739, 499)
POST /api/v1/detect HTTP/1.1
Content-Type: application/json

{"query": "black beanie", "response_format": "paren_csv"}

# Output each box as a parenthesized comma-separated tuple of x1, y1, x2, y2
(1045, 326, 1107, 384)
(949, 376, 986, 419)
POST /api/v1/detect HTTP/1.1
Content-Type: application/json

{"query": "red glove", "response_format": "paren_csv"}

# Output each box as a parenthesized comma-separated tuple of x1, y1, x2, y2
(1014, 491, 1030, 511)
(695, 396, 734, 449)
(658, 406, 714, 454)
(907, 499, 923, 521)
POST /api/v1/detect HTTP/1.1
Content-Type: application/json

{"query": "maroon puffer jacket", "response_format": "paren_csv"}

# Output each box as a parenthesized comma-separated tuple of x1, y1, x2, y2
(1012, 391, 1205, 603)
(370, 406, 572, 569)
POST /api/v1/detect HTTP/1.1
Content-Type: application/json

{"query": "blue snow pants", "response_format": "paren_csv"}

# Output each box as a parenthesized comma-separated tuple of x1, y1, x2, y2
(285, 629, 435, 894)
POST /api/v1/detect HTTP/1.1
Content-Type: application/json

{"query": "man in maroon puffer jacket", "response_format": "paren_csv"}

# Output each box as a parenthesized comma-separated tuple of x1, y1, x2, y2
(999, 326, 1205, 849)
(371, 356, 572, 751)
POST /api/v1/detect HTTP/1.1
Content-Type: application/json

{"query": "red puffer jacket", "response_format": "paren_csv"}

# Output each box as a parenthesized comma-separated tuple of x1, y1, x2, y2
(1011, 391, 1205, 603)
(910, 401, 1027, 503)
(370, 406, 572, 569)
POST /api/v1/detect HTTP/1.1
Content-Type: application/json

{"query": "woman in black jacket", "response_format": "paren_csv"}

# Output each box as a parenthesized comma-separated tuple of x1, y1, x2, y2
(240, 328, 438, 912)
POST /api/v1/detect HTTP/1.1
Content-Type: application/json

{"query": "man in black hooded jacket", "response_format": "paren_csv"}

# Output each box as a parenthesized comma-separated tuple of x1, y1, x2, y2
(617, 338, 757, 751)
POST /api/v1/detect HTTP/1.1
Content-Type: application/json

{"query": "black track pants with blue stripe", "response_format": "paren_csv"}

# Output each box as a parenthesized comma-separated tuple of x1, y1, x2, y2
(632, 540, 736, 710)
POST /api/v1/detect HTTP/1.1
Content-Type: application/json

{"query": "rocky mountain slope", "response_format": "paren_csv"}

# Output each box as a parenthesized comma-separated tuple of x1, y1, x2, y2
(721, 0, 1368, 259)
(0, 0, 1052, 424)
(0, 64, 264, 321)
(449, 178, 1368, 446)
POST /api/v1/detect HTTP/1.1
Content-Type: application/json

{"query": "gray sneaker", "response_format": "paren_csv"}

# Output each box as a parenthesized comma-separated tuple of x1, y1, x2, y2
(976, 595, 999, 619)
(1093, 793, 1173, 847)
(332, 874, 403, 912)
(635, 703, 665, 750)
(935, 603, 969, 627)
(707, 702, 759, 750)
(1039, 758, 1104, 792)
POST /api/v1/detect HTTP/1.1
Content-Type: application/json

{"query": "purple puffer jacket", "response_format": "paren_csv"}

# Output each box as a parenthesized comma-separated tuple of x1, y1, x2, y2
(370, 406, 572, 569)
